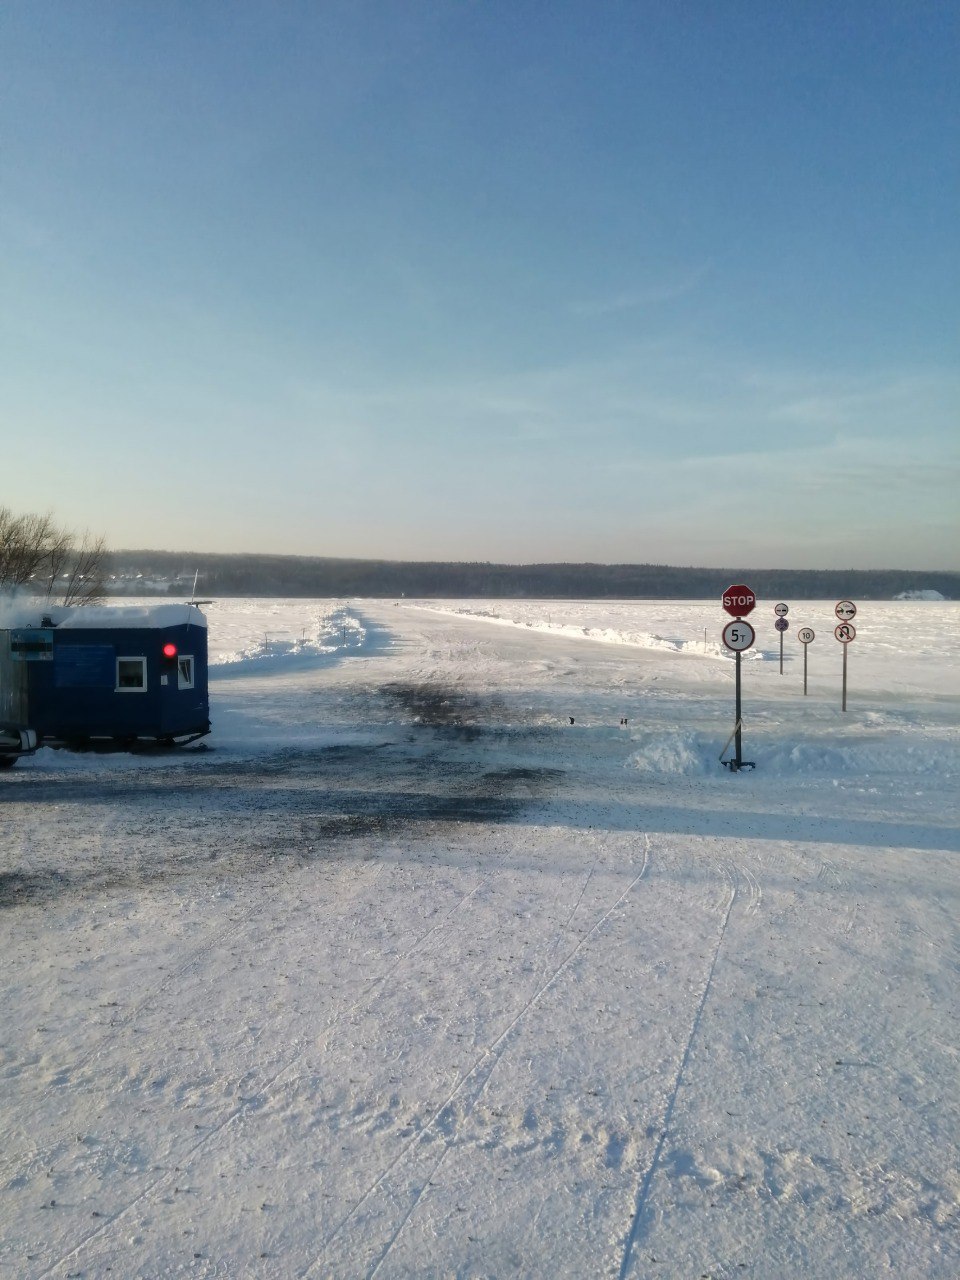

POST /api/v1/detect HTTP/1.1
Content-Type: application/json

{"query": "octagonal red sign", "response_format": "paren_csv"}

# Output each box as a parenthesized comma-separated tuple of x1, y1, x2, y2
(722, 584, 757, 617)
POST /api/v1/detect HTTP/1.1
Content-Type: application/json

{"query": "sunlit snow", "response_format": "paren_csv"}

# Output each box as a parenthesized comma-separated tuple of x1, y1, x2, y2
(2, 597, 958, 1278)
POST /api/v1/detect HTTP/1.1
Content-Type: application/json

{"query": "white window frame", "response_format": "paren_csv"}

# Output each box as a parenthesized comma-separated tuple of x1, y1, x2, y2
(177, 654, 195, 690)
(116, 656, 148, 692)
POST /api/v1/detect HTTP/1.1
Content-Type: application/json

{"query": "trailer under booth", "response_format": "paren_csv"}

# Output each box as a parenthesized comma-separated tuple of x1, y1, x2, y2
(0, 603, 210, 745)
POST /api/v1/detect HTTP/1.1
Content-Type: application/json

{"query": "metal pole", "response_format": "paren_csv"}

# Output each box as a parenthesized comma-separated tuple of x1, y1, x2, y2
(803, 644, 808, 696)
(842, 644, 848, 712)
(779, 631, 784, 675)
(734, 650, 743, 768)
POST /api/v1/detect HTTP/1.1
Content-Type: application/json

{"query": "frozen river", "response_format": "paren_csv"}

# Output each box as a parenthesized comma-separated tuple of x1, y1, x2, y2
(2, 597, 958, 1278)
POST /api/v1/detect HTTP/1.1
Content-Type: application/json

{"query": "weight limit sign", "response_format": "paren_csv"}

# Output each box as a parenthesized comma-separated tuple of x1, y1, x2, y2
(722, 620, 756, 651)
(720, 615, 755, 772)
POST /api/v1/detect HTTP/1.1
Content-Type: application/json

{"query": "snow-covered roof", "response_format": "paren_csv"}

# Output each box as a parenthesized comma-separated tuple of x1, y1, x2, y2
(56, 603, 207, 629)
(0, 601, 207, 630)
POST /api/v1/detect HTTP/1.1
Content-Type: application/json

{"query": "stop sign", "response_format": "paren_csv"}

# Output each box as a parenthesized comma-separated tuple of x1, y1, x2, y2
(722, 584, 757, 618)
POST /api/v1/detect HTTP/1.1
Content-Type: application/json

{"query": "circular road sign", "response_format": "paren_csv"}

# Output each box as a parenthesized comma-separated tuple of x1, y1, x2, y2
(797, 626, 815, 644)
(774, 602, 789, 617)
(775, 617, 789, 632)
(834, 622, 857, 643)
(722, 584, 757, 618)
(835, 599, 857, 621)
(722, 619, 756, 652)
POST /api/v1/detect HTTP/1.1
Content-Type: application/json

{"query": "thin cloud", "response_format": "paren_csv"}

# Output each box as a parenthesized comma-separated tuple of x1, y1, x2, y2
(569, 264, 711, 317)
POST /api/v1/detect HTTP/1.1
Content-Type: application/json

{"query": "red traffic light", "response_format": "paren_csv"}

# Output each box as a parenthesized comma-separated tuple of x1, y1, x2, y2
(162, 642, 178, 659)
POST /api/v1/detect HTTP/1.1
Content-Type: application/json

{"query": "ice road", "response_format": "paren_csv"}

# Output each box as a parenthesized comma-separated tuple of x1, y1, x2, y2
(2, 598, 958, 1278)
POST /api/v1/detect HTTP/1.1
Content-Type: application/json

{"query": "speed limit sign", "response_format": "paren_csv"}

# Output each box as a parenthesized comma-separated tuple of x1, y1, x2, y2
(722, 620, 755, 651)
(798, 625, 815, 694)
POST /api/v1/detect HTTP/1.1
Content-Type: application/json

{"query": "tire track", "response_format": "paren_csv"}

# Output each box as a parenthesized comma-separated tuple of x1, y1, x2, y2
(306, 848, 651, 1279)
(27, 856, 504, 1279)
(7, 726, 566, 1264)
(618, 860, 738, 1280)
(365, 851, 636, 1280)
(0, 851, 390, 1182)
(537, 855, 600, 978)
(739, 861, 762, 916)
(31, 1047, 302, 1280)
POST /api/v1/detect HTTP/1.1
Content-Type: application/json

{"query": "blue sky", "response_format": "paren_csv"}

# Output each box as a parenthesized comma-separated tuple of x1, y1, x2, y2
(2, 1, 957, 568)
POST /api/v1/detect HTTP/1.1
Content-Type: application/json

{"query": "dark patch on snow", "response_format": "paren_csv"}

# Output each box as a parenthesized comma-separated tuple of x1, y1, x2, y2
(0, 870, 71, 908)
(0, 734, 564, 908)
(378, 681, 509, 740)
(482, 766, 559, 787)
(381, 681, 480, 724)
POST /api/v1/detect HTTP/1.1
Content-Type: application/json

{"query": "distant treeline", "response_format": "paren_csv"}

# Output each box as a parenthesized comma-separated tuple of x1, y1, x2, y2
(105, 552, 957, 601)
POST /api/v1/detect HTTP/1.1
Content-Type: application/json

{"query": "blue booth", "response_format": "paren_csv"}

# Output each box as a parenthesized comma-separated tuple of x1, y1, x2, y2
(1, 603, 210, 745)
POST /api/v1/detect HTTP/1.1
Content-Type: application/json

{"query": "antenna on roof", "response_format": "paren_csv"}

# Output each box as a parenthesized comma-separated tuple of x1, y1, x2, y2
(185, 570, 212, 614)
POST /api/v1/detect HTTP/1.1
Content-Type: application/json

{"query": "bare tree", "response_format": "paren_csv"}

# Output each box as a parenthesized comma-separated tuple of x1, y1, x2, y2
(0, 507, 107, 605)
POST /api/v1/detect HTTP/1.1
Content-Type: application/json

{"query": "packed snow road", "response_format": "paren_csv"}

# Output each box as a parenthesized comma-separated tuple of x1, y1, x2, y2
(1, 600, 958, 1278)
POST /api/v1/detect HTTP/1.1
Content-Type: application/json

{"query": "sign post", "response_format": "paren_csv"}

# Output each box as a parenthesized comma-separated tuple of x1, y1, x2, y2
(834, 601, 857, 711)
(774, 605, 789, 674)
(721, 584, 757, 771)
(797, 626, 815, 694)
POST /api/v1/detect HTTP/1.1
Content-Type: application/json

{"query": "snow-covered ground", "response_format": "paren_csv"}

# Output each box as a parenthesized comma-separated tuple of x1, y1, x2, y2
(2, 597, 958, 1278)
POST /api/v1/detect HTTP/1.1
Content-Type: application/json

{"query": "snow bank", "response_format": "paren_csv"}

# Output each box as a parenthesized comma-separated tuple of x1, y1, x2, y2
(760, 732, 959, 778)
(411, 602, 739, 661)
(626, 731, 716, 775)
(402, 598, 960, 698)
(210, 604, 366, 675)
(626, 729, 959, 779)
